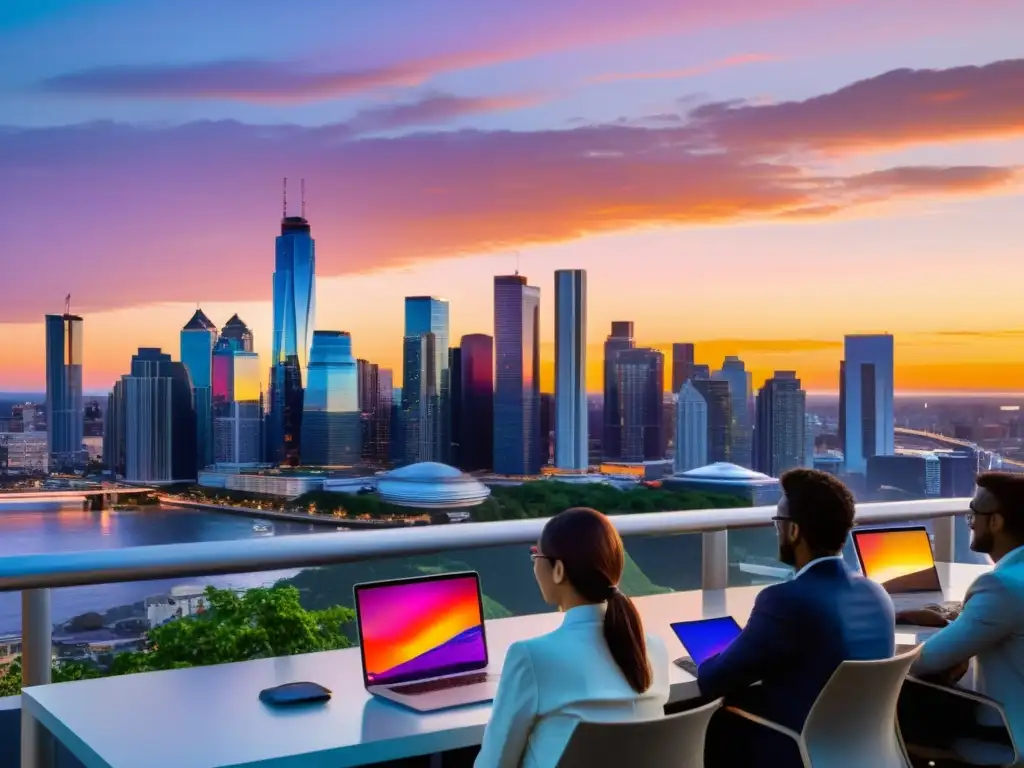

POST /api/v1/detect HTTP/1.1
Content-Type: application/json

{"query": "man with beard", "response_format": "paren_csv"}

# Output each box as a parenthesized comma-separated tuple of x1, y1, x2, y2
(897, 472, 1024, 763)
(696, 468, 895, 768)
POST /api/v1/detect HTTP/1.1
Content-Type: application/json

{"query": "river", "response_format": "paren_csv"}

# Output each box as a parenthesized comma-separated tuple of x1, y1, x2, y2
(0, 502, 334, 634)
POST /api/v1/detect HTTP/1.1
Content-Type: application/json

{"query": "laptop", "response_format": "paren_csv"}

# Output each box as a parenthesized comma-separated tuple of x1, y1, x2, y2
(354, 571, 498, 712)
(670, 616, 742, 676)
(851, 525, 961, 613)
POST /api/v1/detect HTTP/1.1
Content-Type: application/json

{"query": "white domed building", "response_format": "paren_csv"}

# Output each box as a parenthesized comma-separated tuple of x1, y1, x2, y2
(377, 462, 491, 521)
(662, 462, 781, 505)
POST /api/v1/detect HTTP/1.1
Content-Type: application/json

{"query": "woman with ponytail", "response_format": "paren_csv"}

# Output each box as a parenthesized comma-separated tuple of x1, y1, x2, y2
(475, 508, 669, 768)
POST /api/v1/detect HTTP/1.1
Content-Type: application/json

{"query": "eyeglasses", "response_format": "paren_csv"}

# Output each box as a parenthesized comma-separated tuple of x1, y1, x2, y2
(966, 503, 995, 526)
(530, 546, 555, 563)
(771, 515, 792, 530)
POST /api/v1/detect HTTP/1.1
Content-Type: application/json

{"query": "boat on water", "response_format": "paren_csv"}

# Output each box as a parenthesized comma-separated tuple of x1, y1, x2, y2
(251, 522, 273, 533)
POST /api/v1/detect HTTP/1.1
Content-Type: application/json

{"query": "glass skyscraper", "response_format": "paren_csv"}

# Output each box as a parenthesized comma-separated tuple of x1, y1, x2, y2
(45, 312, 84, 471)
(268, 214, 316, 465)
(459, 334, 493, 471)
(602, 321, 635, 460)
(554, 269, 588, 470)
(615, 348, 664, 462)
(840, 334, 895, 474)
(117, 348, 196, 483)
(300, 331, 360, 466)
(493, 275, 541, 475)
(220, 313, 254, 352)
(404, 296, 449, 459)
(754, 370, 807, 477)
(212, 335, 262, 465)
(180, 308, 218, 471)
(401, 333, 437, 465)
(716, 355, 752, 468)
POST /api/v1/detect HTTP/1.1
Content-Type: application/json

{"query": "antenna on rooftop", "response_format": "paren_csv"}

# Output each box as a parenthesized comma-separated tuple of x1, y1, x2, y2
(301, 178, 306, 218)
(513, 251, 520, 276)
(283, 177, 288, 218)
(64, 294, 71, 315)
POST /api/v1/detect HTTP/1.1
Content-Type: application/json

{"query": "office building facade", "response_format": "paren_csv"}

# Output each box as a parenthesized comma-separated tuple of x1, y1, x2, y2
(717, 356, 752, 468)
(300, 331, 360, 466)
(692, 378, 732, 464)
(674, 380, 708, 473)
(459, 334, 493, 471)
(671, 343, 695, 394)
(220, 313, 254, 352)
(615, 348, 664, 462)
(405, 297, 450, 459)
(45, 312, 85, 471)
(212, 338, 262, 465)
(181, 308, 218, 471)
(268, 213, 316, 465)
(840, 334, 895, 474)
(554, 269, 588, 470)
(402, 333, 438, 465)
(493, 275, 541, 475)
(602, 321, 635, 460)
(754, 371, 807, 477)
(119, 348, 197, 483)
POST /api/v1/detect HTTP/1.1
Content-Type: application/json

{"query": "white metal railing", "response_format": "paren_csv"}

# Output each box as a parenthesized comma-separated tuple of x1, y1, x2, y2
(0, 497, 969, 768)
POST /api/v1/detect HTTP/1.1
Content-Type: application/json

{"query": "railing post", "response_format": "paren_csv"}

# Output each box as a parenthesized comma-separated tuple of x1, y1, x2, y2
(702, 530, 729, 591)
(21, 588, 53, 768)
(932, 514, 957, 563)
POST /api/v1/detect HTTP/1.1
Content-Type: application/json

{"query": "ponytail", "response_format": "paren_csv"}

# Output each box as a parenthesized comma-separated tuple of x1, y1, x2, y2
(603, 589, 652, 694)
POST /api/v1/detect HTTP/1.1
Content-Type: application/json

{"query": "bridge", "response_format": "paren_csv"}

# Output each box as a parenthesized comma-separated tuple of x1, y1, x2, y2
(894, 426, 977, 450)
(0, 486, 155, 510)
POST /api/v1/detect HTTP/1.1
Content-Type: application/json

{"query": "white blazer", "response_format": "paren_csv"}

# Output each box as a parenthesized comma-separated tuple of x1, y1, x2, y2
(475, 603, 670, 768)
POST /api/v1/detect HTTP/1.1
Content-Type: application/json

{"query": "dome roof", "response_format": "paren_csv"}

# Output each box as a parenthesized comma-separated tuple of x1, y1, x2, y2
(675, 462, 777, 484)
(378, 462, 490, 509)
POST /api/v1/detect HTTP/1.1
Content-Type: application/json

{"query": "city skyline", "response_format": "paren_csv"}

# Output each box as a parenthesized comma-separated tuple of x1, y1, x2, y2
(2, 3, 1024, 394)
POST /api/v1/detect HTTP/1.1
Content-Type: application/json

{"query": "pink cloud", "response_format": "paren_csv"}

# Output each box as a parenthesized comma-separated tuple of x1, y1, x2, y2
(590, 53, 779, 83)
(3, 58, 1023, 322)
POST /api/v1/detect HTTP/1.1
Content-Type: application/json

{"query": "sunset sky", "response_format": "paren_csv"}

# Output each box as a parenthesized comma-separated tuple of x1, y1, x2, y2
(1, 0, 1023, 395)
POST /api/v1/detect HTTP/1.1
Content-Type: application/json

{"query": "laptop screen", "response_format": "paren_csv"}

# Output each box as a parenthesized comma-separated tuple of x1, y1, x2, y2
(670, 617, 742, 665)
(355, 572, 488, 687)
(852, 527, 941, 593)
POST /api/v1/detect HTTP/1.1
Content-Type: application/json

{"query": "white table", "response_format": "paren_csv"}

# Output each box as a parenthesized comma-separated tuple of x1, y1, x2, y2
(22, 562, 989, 768)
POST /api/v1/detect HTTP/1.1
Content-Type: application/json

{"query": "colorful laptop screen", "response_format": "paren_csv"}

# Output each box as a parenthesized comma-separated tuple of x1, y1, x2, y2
(671, 617, 742, 665)
(853, 528, 941, 593)
(356, 574, 488, 686)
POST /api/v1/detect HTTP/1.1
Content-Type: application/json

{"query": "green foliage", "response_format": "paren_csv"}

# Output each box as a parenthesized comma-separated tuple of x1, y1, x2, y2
(0, 585, 354, 694)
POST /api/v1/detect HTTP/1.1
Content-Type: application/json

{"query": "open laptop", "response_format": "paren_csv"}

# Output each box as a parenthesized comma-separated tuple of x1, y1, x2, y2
(670, 616, 742, 676)
(851, 525, 961, 613)
(354, 571, 498, 712)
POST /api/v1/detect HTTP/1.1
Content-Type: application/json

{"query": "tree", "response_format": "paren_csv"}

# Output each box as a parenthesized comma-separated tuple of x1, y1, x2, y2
(0, 585, 354, 694)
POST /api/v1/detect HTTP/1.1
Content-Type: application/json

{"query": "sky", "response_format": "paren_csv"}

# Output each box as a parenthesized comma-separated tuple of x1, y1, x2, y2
(1, 0, 1023, 395)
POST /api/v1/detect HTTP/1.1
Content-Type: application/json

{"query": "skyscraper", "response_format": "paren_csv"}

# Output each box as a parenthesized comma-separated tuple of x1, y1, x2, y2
(268, 194, 316, 466)
(615, 348, 664, 462)
(120, 348, 196, 483)
(671, 343, 695, 394)
(357, 359, 380, 463)
(376, 368, 394, 464)
(754, 371, 807, 477)
(675, 380, 708, 473)
(493, 275, 541, 475)
(300, 331, 360, 467)
(840, 334, 895, 474)
(405, 296, 450, 459)
(692, 378, 732, 463)
(402, 333, 437, 465)
(717, 356, 752, 468)
(602, 321, 635, 460)
(181, 308, 218, 471)
(447, 347, 462, 467)
(220, 314, 254, 352)
(104, 380, 125, 476)
(212, 337, 262, 465)
(554, 269, 588, 470)
(45, 309, 84, 471)
(459, 334, 493, 472)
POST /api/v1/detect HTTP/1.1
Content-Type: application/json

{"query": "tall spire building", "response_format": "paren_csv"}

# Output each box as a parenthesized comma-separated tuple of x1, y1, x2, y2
(45, 307, 85, 471)
(267, 180, 316, 465)
(554, 269, 588, 471)
(180, 308, 218, 471)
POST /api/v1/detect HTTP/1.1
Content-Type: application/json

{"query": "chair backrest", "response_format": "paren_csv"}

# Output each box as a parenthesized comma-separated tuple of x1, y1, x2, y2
(555, 698, 722, 768)
(801, 647, 920, 768)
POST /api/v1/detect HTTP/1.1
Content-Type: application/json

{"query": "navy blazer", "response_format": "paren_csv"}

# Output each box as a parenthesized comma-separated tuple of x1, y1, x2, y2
(698, 557, 895, 733)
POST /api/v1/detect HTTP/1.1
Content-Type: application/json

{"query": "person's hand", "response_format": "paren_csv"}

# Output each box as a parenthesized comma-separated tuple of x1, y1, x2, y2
(942, 659, 970, 685)
(895, 608, 949, 627)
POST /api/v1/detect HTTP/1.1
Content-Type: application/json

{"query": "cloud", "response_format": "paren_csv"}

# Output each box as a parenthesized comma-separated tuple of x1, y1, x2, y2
(690, 58, 1024, 153)
(342, 92, 544, 135)
(32, 0, 832, 104)
(590, 53, 778, 84)
(2, 58, 1023, 321)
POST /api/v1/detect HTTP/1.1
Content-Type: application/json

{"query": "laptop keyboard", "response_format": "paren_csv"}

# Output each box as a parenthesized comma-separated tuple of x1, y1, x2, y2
(389, 672, 490, 696)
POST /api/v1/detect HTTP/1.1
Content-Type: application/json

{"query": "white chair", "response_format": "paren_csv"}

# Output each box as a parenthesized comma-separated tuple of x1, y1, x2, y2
(725, 646, 921, 768)
(905, 676, 1021, 767)
(554, 698, 722, 768)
